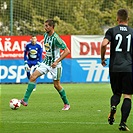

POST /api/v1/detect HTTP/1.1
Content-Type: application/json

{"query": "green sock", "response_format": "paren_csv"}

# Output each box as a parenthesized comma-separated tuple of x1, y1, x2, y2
(58, 88, 69, 105)
(23, 82, 36, 102)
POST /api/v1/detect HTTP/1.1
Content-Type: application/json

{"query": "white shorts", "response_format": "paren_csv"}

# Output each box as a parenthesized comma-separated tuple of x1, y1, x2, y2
(36, 63, 62, 80)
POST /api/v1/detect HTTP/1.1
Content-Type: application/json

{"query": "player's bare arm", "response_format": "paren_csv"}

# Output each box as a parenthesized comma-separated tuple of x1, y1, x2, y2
(51, 47, 70, 68)
(101, 38, 109, 66)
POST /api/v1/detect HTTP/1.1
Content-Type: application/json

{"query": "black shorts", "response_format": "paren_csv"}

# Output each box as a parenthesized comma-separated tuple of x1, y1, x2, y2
(109, 72, 133, 95)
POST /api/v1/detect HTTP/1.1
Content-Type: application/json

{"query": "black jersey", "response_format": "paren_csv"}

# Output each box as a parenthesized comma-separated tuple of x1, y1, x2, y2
(105, 25, 133, 72)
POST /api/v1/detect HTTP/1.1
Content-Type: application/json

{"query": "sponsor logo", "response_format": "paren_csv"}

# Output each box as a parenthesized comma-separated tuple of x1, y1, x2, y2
(77, 59, 109, 82)
(0, 65, 26, 83)
(0, 65, 53, 83)
(71, 35, 110, 58)
(0, 35, 71, 59)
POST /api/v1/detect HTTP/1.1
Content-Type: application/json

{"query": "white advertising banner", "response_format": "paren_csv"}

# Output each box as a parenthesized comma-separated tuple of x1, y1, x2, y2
(71, 35, 110, 58)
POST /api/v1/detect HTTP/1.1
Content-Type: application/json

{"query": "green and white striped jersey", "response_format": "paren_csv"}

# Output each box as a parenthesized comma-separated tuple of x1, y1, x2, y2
(43, 32, 67, 66)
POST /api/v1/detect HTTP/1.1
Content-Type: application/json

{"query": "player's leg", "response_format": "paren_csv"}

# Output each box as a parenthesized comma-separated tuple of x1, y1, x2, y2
(32, 66, 37, 91)
(53, 80, 70, 110)
(21, 70, 42, 106)
(119, 72, 132, 131)
(26, 63, 32, 79)
(108, 72, 121, 125)
(21, 63, 48, 106)
(51, 67, 70, 110)
(28, 65, 37, 91)
(119, 94, 131, 131)
(108, 94, 121, 125)
(29, 61, 39, 91)
(25, 62, 36, 91)
(27, 71, 30, 79)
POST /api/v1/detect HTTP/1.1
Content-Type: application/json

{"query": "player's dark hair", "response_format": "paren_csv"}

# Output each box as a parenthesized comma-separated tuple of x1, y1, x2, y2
(45, 19, 58, 28)
(117, 8, 128, 22)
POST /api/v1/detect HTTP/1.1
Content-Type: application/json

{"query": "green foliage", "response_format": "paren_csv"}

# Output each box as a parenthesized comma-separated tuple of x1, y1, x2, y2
(54, 16, 78, 35)
(0, 0, 133, 35)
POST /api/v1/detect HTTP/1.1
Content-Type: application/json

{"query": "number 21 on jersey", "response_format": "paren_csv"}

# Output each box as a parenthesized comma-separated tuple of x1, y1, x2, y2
(115, 34, 131, 52)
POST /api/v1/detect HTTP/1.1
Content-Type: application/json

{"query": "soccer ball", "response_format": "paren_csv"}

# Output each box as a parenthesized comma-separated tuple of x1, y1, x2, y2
(9, 98, 21, 110)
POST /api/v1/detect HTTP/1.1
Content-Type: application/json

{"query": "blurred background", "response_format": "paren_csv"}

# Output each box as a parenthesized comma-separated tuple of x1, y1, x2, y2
(0, 0, 133, 36)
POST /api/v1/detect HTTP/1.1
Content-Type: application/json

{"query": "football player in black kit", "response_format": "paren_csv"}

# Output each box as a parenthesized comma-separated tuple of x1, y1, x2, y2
(101, 8, 133, 131)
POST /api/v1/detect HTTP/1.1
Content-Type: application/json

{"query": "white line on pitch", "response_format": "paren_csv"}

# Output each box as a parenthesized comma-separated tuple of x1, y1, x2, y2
(2, 121, 119, 125)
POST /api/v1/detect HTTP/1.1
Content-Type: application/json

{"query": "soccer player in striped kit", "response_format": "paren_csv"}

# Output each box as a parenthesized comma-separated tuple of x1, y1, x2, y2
(21, 19, 70, 110)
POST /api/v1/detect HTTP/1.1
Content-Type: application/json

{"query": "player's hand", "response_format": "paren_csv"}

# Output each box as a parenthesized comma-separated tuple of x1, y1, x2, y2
(51, 61, 58, 68)
(101, 59, 107, 66)
(24, 64, 30, 71)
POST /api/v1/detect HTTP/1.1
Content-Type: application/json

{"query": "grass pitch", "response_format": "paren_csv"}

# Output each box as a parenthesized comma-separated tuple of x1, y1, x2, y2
(0, 83, 132, 133)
